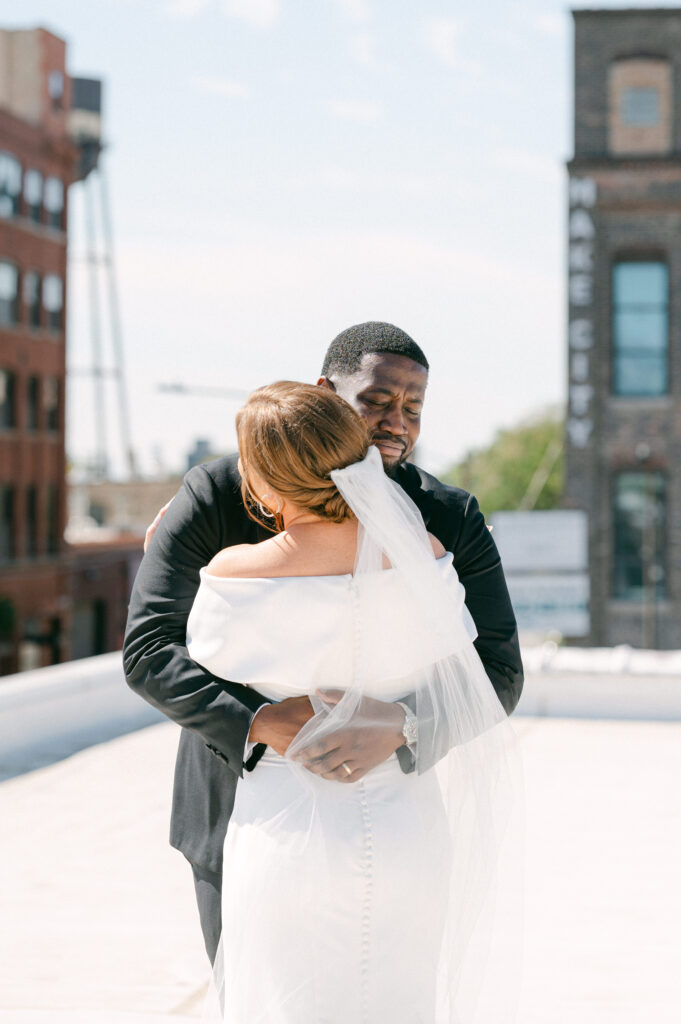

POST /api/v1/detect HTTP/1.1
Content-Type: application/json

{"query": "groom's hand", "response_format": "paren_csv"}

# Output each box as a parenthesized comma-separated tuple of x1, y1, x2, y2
(293, 690, 405, 783)
(248, 696, 315, 756)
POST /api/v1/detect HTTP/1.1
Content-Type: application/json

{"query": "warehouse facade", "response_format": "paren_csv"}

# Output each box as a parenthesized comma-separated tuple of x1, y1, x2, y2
(565, 8, 681, 647)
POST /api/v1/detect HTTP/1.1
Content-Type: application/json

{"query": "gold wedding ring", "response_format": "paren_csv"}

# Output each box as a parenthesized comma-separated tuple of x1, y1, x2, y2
(342, 762, 352, 776)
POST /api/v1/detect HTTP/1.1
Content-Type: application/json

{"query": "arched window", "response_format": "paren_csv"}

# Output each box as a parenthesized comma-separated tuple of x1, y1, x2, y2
(26, 376, 40, 430)
(23, 271, 42, 328)
(0, 152, 22, 218)
(46, 483, 60, 554)
(44, 377, 60, 432)
(612, 260, 668, 396)
(608, 57, 672, 155)
(613, 472, 666, 600)
(0, 485, 15, 562)
(26, 485, 38, 558)
(42, 275, 63, 332)
(0, 369, 15, 429)
(0, 261, 19, 326)
(44, 177, 64, 229)
(23, 169, 43, 223)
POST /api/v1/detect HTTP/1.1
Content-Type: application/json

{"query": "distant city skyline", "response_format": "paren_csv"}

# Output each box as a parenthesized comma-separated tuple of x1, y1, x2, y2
(9, 0, 679, 478)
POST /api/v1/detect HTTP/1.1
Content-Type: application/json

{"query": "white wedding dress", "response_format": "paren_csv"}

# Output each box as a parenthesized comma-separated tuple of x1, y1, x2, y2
(188, 557, 461, 1024)
(187, 447, 521, 1024)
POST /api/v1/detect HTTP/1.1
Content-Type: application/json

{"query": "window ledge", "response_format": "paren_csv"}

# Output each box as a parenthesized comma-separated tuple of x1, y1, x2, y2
(607, 598, 673, 610)
(0, 554, 67, 572)
(0, 430, 61, 438)
(1, 215, 66, 242)
(12, 325, 63, 340)
(0, 325, 63, 339)
(608, 394, 673, 407)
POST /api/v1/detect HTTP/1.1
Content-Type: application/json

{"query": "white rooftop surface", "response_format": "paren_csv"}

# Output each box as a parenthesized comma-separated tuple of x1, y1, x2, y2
(2, 715, 680, 1024)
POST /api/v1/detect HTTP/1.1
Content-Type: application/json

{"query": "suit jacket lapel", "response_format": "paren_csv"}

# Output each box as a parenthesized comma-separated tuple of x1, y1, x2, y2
(394, 462, 436, 529)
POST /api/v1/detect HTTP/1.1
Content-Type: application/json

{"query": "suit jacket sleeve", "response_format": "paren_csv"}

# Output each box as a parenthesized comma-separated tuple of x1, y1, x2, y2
(122, 463, 270, 778)
(454, 493, 523, 717)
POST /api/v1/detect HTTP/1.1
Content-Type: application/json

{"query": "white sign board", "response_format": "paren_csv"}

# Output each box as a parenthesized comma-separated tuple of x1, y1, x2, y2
(490, 510, 590, 637)
(490, 510, 588, 574)
(505, 573, 590, 638)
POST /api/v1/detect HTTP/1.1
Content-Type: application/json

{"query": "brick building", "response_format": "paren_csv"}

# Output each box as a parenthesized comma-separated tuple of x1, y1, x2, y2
(0, 28, 78, 673)
(68, 477, 183, 538)
(0, 28, 96, 673)
(565, 8, 681, 647)
(70, 538, 142, 660)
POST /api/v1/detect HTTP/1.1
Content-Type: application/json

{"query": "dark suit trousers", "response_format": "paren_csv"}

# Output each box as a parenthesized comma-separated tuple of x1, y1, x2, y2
(189, 859, 222, 966)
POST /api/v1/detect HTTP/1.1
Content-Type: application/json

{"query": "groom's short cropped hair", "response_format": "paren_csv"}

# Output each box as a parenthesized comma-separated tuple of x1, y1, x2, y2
(321, 321, 429, 378)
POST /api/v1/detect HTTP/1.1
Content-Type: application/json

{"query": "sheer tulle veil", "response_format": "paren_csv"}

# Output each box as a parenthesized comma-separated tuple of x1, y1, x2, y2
(202, 445, 524, 1023)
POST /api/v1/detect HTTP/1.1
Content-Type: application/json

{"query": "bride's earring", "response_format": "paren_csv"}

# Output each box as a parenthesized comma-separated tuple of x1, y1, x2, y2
(258, 493, 282, 518)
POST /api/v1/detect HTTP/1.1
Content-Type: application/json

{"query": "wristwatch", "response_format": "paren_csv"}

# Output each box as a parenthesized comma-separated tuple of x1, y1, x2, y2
(396, 701, 418, 749)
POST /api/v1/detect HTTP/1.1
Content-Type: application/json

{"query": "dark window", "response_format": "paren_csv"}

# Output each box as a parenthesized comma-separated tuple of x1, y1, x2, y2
(42, 275, 63, 332)
(0, 370, 15, 428)
(26, 485, 38, 557)
(0, 152, 21, 218)
(88, 502, 106, 527)
(48, 71, 65, 112)
(612, 261, 668, 396)
(613, 472, 666, 600)
(23, 271, 41, 328)
(0, 261, 19, 325)
(0, 485, 15, 562)
(45, 377, 59, 431)
(46, 483, 59, 554)
(27, 376, 39, 430)
(71, 600, 107, 660)
(43, 177, 64, 230)
(23, 169, 43, 222)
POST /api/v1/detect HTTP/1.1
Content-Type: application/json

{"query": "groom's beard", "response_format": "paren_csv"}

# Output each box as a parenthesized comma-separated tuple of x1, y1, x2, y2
(372, 434, 409, 477)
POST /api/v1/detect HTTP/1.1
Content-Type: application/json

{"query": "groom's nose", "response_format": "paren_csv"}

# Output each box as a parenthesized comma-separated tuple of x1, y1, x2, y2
(378, 405, 408, 435)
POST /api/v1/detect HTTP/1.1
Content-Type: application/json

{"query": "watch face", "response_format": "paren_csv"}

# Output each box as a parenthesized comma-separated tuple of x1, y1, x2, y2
(403, 715, 418, 745)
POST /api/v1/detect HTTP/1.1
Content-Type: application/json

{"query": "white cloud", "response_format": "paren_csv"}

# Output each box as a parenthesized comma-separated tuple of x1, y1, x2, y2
(334, 0, 370, 23)
(318, 164, 469, 199)
(118, 230, 555, 304)
(166, 0, 211, 15)
(166, 0, 280, 27)
(533, 12, 566, 37)
(101, 228, 561, 476)
(223, 0, 280, 28)
(195, 76, 250, 99)
(351, 30, 375, 66)
(423, 16, 458, 68)
(328, 99, 382, 124)
(494, 147, 562, 185)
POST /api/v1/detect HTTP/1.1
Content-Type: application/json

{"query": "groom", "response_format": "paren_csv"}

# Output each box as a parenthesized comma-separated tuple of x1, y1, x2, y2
(123, 321, 523, 965)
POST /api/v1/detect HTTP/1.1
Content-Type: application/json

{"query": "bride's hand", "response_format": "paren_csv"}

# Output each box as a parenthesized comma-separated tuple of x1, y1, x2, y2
(292, 690, 405, 783)
(143, 499, 173, 553)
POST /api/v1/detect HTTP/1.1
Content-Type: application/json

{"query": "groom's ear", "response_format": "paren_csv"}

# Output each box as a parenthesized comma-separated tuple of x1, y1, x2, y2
(317, 376, 336, 392)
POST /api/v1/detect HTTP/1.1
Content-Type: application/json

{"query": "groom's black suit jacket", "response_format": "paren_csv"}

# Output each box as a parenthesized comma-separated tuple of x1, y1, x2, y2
(123, 454, 523, 873)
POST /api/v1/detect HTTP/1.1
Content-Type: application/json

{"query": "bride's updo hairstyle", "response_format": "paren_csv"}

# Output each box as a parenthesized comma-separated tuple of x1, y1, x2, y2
(236, 381, 370, 530)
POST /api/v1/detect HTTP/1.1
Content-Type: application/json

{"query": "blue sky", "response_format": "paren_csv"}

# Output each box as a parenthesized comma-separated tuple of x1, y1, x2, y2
(7, 0, 678, 477)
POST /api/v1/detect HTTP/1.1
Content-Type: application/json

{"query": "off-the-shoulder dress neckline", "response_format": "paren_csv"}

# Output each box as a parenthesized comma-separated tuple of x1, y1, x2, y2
(199, 550, 454, 584)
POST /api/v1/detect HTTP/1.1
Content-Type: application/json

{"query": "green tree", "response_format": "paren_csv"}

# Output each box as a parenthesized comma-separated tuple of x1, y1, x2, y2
(442, 407, 565, 517)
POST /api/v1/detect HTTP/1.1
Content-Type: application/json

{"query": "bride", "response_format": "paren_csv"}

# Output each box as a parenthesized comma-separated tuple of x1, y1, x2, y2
(186, 382, 520, 1024)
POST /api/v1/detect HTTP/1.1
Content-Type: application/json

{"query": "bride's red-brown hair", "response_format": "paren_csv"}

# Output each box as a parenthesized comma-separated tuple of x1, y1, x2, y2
(236, 381, 369, 531)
